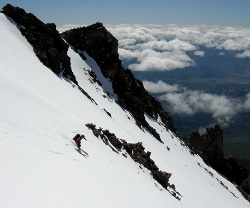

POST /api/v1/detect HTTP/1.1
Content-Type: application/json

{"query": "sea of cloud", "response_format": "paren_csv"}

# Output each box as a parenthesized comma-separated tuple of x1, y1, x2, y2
(59, 23, 250, 65)
(59, 23, 250, 126)
(105, 24, 250, 71)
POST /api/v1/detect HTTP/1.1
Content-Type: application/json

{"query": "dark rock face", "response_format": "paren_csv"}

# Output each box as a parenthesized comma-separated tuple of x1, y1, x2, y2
(239, 176, 250, 202)
(188, 125, 224, 169)
(187, 125, 249, 194)
(224, 156, 249, 186)
(62, 24, 177, 141)
(123, 141, 159, 172)
(62, 23, 121, 78)
(2, 4, 77, 84)
(153, 171, 172, 189)
(241, 176, 250, 194)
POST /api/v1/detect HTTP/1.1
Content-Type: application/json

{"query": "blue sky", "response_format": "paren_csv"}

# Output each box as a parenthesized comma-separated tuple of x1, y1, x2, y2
(1, 0, 250, 27)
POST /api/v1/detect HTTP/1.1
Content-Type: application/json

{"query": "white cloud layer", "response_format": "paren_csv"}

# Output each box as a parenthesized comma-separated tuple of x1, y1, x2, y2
(243, 93, 250, 110)
(143, 80, 180, 93)
(59, 24, 250, 71)
(194, 51, 205, 57)
(143, 80, 250, 126)
(236, 50, 250, 58)
(137, 39, 197, 51)
(121, 49, 195, 71)
(105, 24, 250, 71)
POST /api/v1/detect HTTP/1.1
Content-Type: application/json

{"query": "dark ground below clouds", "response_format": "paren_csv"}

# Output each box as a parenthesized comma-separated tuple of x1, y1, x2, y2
(164, 110, 250, 171)
(131, 76, 250, 170)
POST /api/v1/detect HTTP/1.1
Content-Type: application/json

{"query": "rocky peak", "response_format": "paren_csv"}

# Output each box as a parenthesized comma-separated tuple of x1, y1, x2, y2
(2, 4, 77, 84)
(187, 124, 250, 200)
(62, 23, 121, 78)
(62, 24, 177, 140)
(187, 125, 224, 168)
(240, 176, 250, 202)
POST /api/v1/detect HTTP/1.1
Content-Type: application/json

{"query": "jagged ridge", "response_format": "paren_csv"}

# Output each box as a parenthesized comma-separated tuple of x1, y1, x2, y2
(61, 24, 177, 141)
(187, 125, 250, 201)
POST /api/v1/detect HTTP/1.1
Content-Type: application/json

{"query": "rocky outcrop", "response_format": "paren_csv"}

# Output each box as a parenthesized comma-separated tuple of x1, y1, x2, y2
(187, 124, 249, 200)
(2, 4, 77, 84)
(62, 24, 176, 141)
(239, 176, 250, 202)
(187, 125, 224, 169)
(224, 156, 249, 186)
(86, 123, 181, 200)
(241, 176, 250, 195)
(61, 23, 121, 79)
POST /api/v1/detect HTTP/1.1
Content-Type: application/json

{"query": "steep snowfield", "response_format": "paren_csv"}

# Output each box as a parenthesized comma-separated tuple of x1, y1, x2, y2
(0, 13, 249, 208)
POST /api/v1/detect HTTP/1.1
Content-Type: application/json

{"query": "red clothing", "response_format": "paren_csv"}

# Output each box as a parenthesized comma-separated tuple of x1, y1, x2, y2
(75, 135, 85, 147)
(76, 135, 85, 143)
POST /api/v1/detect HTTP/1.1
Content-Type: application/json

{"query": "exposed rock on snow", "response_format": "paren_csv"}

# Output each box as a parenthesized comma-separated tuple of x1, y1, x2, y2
(86, 123, 181, 200)
(239, 176, 250, 202)
(2, 4, 77, 84)
(188, 125, 224, 168)
(187, 124, 249, 197)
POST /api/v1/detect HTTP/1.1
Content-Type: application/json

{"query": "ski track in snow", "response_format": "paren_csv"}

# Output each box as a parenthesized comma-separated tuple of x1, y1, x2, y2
(0, 13, 249, 208)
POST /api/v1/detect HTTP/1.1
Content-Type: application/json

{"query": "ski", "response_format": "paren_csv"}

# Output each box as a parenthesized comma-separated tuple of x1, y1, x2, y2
(71, 141, 89, 156)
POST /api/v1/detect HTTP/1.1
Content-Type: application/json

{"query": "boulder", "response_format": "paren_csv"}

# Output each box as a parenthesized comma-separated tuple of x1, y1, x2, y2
(152, 171, 172, 189)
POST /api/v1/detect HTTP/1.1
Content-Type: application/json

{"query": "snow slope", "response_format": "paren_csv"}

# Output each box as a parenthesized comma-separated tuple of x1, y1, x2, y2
(0, 13, 249, 208)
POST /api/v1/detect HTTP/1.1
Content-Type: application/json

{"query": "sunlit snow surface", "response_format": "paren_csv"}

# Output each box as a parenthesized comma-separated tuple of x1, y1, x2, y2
(0, 13, 249, 208)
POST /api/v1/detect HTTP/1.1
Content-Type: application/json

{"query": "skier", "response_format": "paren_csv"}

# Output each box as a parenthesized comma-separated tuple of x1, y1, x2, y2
(73, 134, 86, 148)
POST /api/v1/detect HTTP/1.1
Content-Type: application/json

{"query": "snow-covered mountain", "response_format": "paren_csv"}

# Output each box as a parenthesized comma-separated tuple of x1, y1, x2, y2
(0, 8, 249, 208)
